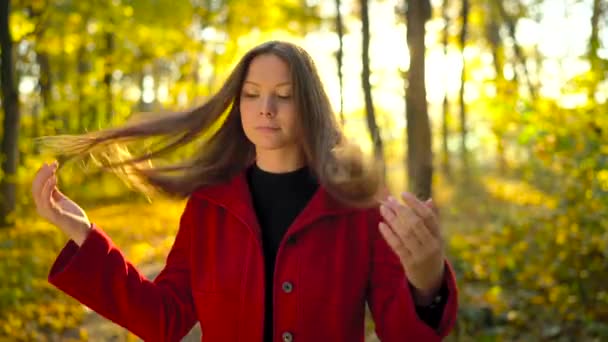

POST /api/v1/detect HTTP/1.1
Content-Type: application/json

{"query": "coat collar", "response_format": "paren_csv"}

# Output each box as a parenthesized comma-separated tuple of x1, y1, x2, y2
(190, 167, 357, 239)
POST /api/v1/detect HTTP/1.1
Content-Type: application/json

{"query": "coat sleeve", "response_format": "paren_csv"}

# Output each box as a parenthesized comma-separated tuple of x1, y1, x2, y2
(47, 197, 199, 342)
(366, 209, 458, 341)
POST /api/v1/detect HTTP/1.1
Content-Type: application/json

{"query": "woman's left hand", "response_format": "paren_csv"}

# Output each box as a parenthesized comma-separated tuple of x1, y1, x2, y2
(378, 191, 445, 305)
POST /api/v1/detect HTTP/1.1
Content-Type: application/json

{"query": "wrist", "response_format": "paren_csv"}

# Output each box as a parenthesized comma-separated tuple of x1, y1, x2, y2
(58, 214, 92, 246)
(407, 262, 445, 306)
(71, 222, 92, 246)
(411, 284, 441, 306)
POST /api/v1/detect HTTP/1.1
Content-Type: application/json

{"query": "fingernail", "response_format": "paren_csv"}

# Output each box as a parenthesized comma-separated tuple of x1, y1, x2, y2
(402, 191, 415, 199)
(388, 196, 397, 203)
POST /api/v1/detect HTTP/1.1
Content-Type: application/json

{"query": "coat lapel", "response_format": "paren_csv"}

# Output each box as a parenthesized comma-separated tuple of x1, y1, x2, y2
(191, 170, 263, 242)
(191, 168, 358, 239)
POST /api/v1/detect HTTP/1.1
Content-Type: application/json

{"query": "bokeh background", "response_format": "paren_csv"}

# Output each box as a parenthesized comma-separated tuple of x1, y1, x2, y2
(0, 0, 607, 340)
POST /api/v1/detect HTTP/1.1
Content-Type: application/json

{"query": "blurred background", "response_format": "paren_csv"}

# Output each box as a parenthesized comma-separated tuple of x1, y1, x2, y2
(0, 0, 607, 340)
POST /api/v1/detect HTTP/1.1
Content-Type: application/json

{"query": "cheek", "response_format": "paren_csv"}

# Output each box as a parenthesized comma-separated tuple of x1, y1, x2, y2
(239, 102, 255, 126)
(282, 107, 298, 132)
(239, 104, 255, 139)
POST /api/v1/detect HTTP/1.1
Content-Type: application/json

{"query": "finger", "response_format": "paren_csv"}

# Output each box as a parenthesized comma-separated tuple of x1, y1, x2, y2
(424, 199, 444, 240)
(52, 186, 67, 202)
(31, 163, 50, 200)
(34, 170, 51, 207)
(401, 192, 440, 236)
(409, 217, 435, 247)
(37, 175, 54, 214)
(32, 162, 58, 199)
(386, 197, 421, 242)
(379, 222, 412, 260)
(384, 198, 432, 257)
(425, 198, 439, 216)
(380, 200, 412, 248)
(41, 175, 57, 208)
(389, 196, 418, 225)
(379, 201, 404, 234)
(401, 191, 436, 224)
(387, 196, 411, 229)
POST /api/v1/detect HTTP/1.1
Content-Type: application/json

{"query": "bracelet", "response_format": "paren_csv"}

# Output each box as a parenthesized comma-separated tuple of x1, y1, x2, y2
(415, 281, 448, 310)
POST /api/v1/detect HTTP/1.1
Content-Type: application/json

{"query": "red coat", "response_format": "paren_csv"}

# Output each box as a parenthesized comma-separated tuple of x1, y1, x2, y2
(49, 170, 458, 341)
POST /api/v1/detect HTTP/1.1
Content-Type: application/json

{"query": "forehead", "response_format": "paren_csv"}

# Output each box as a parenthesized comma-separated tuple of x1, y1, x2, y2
(245, 54, 291, 84)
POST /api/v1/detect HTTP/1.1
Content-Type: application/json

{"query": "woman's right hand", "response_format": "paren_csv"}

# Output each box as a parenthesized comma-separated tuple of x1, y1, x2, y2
(31, 161, 92, 246)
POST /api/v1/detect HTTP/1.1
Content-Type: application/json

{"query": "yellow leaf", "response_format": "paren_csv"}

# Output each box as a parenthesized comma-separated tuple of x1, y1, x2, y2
(556, 230, 567, 245)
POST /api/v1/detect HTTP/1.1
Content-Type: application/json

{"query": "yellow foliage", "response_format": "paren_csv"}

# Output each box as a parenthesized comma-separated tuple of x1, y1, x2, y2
(8, 12, 35, 41)
(556, 229, 567, 245)
(481, 176, 557, 209)
(598, 169, 608, 191)
(1, 198, 185, 339)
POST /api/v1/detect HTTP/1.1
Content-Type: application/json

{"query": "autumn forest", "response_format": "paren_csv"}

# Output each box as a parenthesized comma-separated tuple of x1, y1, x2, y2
(1, 0, 607, 340)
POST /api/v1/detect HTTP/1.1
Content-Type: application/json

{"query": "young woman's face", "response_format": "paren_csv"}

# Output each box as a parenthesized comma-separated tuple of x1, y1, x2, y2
(240, 54, 299, 153)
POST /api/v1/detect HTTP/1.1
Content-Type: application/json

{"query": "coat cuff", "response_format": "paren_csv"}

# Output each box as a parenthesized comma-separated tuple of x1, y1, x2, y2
(434, 259, 458, 337)
(407, 259, 458, 338)
(48, 224, 112, 292)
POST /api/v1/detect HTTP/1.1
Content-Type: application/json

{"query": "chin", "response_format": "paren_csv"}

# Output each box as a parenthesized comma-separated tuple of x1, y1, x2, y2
(250, 136, 295, 151)
(244, 129, 297, 151)
(253, 140, 289, 151)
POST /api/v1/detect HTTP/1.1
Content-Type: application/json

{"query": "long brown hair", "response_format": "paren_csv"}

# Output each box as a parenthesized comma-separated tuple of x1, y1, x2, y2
(39, 41, 382, 207)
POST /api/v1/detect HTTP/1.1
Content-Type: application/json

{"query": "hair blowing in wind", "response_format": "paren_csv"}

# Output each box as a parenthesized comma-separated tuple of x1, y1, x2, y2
(36, 41, 383, 207)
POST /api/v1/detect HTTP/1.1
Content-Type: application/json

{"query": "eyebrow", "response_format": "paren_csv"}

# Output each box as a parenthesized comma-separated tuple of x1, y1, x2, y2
(243, 81, 292, 87)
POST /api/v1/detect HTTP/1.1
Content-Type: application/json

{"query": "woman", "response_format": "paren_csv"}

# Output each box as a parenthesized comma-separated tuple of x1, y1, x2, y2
(32, 41, 458, 341)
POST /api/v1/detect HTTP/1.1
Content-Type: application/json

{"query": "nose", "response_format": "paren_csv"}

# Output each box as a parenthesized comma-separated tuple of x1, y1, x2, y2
(259, 96, 277, 118)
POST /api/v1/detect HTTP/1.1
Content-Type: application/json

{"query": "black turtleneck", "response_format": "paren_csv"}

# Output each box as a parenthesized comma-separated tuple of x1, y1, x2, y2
(247, 163, 318, 342)
(246, 163, 446, 341)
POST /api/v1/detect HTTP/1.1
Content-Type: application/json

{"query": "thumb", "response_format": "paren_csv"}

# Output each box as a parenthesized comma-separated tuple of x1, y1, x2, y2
(51, 187, 68, 202)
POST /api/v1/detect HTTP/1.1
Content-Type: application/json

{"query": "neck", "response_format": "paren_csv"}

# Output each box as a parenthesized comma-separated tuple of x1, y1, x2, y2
(255, 147, 306, 173)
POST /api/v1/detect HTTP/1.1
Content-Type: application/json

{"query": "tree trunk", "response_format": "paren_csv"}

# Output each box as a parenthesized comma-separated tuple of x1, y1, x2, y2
(459, 0, 470, 176)
(31, 103, 41, 154)
(0, 0, 21, 227)
(76, 44, 87, 133)
(36, 49, 53, 130)
(405, 0, 433, 200)
(441, 0, 451, 177)
(360, 0, 386, 177)
(335, 0, 345, 125)
(588, 0, 603, 98)
(103, 31, 115, 125)
(487, 3, 508, 174)
(497, 1, 537, 101)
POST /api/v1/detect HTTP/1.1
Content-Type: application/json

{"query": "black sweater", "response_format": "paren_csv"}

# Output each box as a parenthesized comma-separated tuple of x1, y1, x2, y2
(246, 164, 446, 342)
